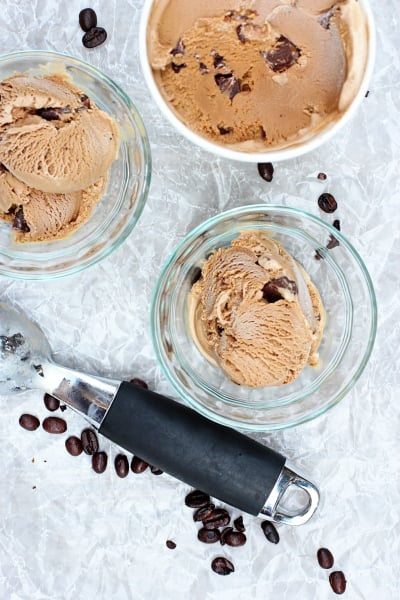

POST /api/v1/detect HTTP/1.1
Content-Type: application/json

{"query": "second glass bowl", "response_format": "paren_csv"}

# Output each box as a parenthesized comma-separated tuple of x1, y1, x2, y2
(151, 205, 377, 431)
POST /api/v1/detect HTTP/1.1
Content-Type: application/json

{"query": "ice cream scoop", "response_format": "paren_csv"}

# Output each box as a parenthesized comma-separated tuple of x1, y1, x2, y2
(0, 303, 319, 525)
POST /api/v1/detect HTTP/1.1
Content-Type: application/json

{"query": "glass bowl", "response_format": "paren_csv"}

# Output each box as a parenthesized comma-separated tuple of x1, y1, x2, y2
(0, 51, 151, 279)
(151, 205, 377, 431)
(139, 0, 376, 163)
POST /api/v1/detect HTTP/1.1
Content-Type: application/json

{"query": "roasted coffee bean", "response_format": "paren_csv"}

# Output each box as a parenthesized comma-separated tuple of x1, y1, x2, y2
(185, 490, 210, 508)
(92, 451, 108, 474)
(233, 516, 245, 532)
(211, 557, 235, 576)
(42, 416, 67, 434)
(203, 508, 231, 530)
(257, 162, 274, 182)
(114, 454, 129, 478)
(261, 520, 280, 544)
(65, 436, 83, 456)
(79, 8, 97, 31)
(131, 456, 149, 474)
(193, 503, 215, 522)
(220, 527, 233, 546)
(198, 527, 221, 544)
(318, 172, 327, 180)
(19, 414, 40, 431)
(44, 393, 60, 412)
(318, 192, 337, 213)
(129, 378, 148, 389)
(329, 571, 347, 595)
(82, 27, 107, 49)
(150, 465, 163, 475)
(317, 547, 334, 569)
(224, 530, 247, 547)
(81, 428, 99, 455)
(166, 540, 176, 549)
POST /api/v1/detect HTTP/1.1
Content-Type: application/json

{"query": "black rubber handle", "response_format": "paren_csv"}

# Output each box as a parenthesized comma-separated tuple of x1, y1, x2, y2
(99, 382, 285, 515)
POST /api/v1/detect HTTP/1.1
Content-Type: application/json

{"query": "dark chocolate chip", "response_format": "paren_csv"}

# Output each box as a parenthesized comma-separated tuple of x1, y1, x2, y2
(166, 540, 176, 549)
(214, 73, 241, 100)
(42, 416, 67, 434)
(333, 219, 341, 231)
(236, 24, 246, 43)
(114, 454, 129, 478)
(185, 490, 211, 508)
(326, 234, 340, 249)
(131, 456, 149, 473)
(218, 125, 233, 135)
(261, 36, 301, 72)
(81, 428, 99, 455)
(317, 547, 334, 569)
(317, 172, 327, 180)
(44, 393, 60, 412)
(19, 414, 40, 431)
(198, 528, 221, 544)
(171, 62, 186, 73)
(211, 557, 235, 575)
(80, 94, 91, 108)
(233, 516, 245, 532)
(79, 8, 97, 31)
(36, 107, 72, 121)
(257, 162, 274, 182)
(319, 8, 335, 30)
(129, 377, 148, 389)
(65, 436, 83, 456)
(170, 38, 185, 56)
(261, 520, 280, 544)
(263, 276, 298, 302)
(199, 62, 210, 74)
(82, 26, 107, 49)
(13, 207, 30, 232)
(92, 451, 108, 474)
(318, 192, 337, 213)
(193, 503, 215, 522)
(212, 52, 225, 69)
(329, 571, 347, 595)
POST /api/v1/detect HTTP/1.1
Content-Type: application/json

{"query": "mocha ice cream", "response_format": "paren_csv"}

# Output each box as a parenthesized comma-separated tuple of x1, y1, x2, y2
(0, 73, 118, 242)
(147, 0, 369, 151)
(188, 232, 325, 387)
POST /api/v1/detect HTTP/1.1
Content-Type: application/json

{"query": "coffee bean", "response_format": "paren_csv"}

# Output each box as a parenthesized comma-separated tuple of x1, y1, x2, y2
(131, 456, 149, 474)
(150, 466, 163, 475)
(233, 516, 245, 532)
(329, 571, 347, 595)
(185, 490, 210, 509)
(220, 527, 233, 546)
(82, 27, 107, 49)
(317, 172, 327, 180)
(202, 508, 231, 530)
(318, 192, 337, 213)
(198, 528, 221, 544)
(65, 436, 83, 456)
(81, 428, 99, 455)
(129, 378, 148, 389)
(92, 451, 108, 474)
(224, 530, 247, 547)
(261, 520, 280, 544)
(193, 503, 215, 522)
(79, 8, 97, 31)
(42, 416, 67, 434)
(114, 454, 129, 478)
(44, 393, 60, 412)
(211, 557, 235, 576)
(166, 540, 176, 549)
(19, 414, 40, 431)
(257, 162, 274, 182)
(317, 547, 334, 569)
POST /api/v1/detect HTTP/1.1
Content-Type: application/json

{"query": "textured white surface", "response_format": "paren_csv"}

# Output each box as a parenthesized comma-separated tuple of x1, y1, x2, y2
(0, 1, 399, 599)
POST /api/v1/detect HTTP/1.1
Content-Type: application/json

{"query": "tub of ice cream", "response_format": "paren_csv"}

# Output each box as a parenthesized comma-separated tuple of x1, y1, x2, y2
(140, 0, 375, 162)
(0, 51, 151, 279)
(151, 205, 377, 431)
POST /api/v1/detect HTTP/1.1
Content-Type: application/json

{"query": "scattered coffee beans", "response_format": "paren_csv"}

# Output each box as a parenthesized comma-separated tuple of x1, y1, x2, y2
(193, 504, 215, 522)
(150, 466, 163, 475)
(82, 27, 107, 48)
(166, 540, 176, 549)
(224, 530, 246, 547)
(129, 378, 149, 389)
(43, 393, 60, 412)
(211, 557, 235, 576)
(131, 456, 149, 474)
(220, 527, 234, 546)
(81, 429, 99, 455)
(65, 436, 83, 456)
(185, 490, 211, 509)
(202, 508, 231, 530)
(329, 571, 347, 595)
(234, 516, 245, 532)
(318, 192, 337, 213)
(317, 547, 334, 569)
(198, 527, 221, 544)
(19, 414, 40, 431)
(114, 454, 129, 478)
(79, 8, 97, 31)
(257, 162, 274, 182)
(42, 416, 67, 434)
(92, 451, 108, 474)
(261, 520, 280, 544)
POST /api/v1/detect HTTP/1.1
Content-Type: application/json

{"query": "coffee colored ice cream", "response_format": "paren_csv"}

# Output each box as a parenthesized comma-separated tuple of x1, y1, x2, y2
(0, 73, 118, 242)
(188, 232, 325, 387)
(147, 0, 369, 151)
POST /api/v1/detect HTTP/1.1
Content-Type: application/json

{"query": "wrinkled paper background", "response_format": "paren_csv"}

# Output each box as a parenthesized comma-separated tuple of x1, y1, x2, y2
(0, 1, 399, 599)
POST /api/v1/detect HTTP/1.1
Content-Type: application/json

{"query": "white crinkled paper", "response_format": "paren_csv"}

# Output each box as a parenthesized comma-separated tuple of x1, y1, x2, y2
(0, 1, 399, 599)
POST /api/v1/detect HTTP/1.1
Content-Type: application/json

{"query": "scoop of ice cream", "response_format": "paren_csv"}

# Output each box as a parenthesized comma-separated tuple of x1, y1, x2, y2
(188, 232, 325, 387)
(148, 0, 369, 151)
(0, 75, 118, 193)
